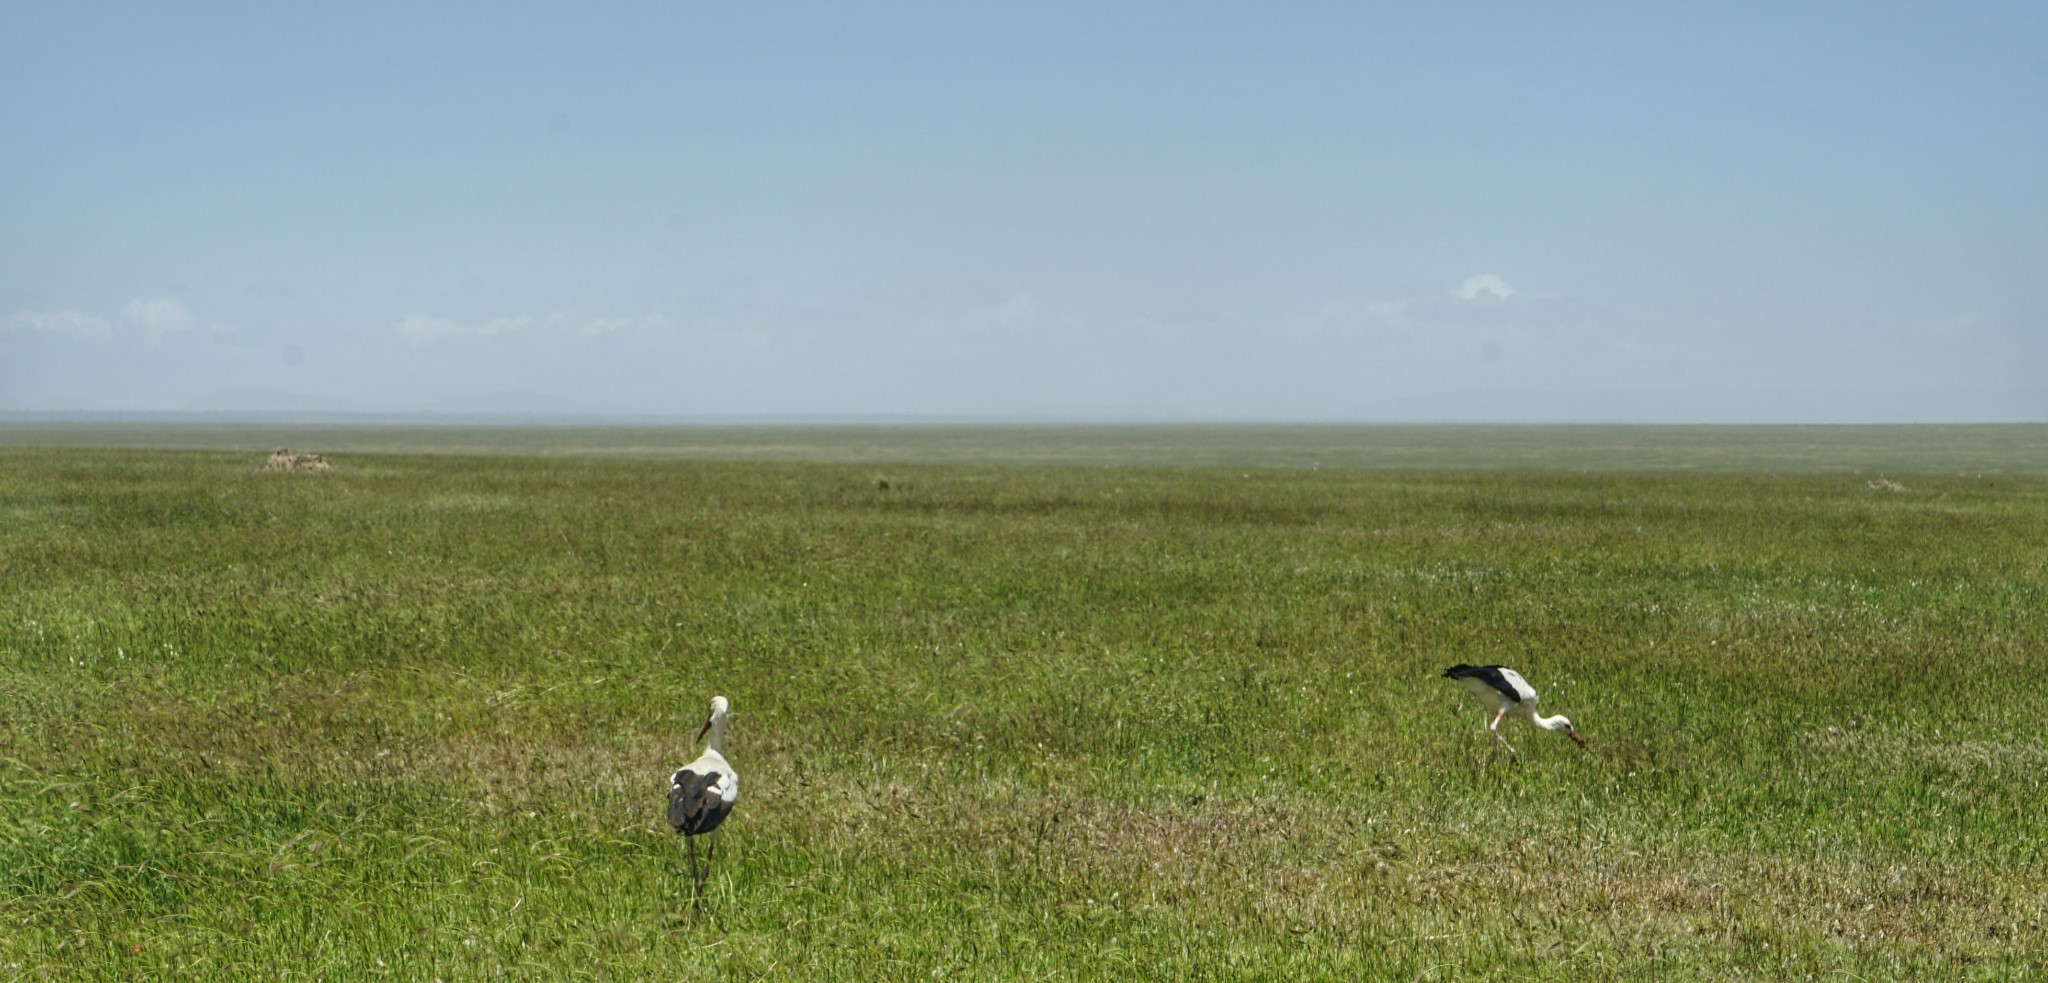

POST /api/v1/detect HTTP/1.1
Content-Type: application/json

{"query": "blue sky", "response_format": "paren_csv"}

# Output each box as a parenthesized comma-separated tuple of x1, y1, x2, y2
(4, 3, 2044, 421)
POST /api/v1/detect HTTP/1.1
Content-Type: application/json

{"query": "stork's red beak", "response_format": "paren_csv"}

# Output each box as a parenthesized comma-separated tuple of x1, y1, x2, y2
(1569, 729, 1587, 747)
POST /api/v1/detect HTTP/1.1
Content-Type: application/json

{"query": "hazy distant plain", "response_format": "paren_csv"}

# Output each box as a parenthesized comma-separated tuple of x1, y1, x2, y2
(3, 421, 2047, 474)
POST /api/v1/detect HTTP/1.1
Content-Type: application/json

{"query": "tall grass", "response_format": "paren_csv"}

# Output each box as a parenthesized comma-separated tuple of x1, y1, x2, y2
(2, 441, 2045, 979)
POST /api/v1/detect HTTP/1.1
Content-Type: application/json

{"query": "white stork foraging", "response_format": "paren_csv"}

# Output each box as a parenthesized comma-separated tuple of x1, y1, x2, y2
(1442, 664, 1585, 755)
(667, 695, 738, 907)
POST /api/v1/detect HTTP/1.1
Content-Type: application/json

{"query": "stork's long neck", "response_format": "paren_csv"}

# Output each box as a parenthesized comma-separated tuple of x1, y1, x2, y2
(703, 716, 728, 755)
(1532, 712, 1572, 733)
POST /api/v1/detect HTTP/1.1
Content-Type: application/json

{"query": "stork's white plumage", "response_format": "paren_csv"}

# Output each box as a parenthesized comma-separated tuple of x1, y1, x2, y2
(1442, 664, 1585, 755)
(668, 695, 738, 905)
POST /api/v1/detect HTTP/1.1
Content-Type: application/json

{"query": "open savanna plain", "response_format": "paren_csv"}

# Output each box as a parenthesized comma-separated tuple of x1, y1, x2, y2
(2, 425, 2047, 980)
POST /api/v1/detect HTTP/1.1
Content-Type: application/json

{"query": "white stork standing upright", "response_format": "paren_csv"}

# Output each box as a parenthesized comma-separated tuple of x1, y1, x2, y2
(1442, 664, 1585, 755)
(667, 695, 738, 906)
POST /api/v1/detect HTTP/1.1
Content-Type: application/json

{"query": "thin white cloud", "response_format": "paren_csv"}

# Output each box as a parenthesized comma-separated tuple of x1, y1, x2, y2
(1923, 311, 1986, 338)
(1291, 298, 1414, 337)
(580, 315, 657, 337)
(394, 312, 673, 344)
(964, 295, 1040, 333)
(920, 295, 1085, 338)
(116, 297, 236, 337)
(1452, 274, 1516, 302)
(396, 314, 530, 343)
(1360, 299, 1412, 323)
(2, 309, 115, 337)
(123, 298, 198, 335)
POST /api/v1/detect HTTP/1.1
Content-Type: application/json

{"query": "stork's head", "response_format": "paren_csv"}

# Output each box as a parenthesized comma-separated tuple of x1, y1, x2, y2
(1543, 714, 1586, 747)
(1562, 718, 1586, 747)
(697, 695, 730, 743)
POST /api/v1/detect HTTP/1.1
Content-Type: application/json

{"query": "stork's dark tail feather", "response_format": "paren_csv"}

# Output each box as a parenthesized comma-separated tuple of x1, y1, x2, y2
(1442, 663, 1486, 679)
(668, 770, 732, 837)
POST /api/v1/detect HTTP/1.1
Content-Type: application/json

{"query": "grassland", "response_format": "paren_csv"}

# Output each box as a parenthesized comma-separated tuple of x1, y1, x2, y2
(6, 420, 2048, 474)
(2, 426, 2046, 979)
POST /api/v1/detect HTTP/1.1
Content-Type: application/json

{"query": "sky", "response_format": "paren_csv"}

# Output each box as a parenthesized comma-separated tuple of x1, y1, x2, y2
(3, 3, 2045, 423)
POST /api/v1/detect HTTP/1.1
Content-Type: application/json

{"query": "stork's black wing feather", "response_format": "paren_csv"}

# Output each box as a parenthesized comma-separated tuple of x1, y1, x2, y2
(1441, 664, 1525, 703)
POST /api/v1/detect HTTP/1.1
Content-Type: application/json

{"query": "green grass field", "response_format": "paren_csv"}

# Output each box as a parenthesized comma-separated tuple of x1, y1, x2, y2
(3, 426, 2046, 979)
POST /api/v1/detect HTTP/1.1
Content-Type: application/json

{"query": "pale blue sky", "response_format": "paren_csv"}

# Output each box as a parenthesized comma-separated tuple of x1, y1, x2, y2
(4, 3, 2044, 421)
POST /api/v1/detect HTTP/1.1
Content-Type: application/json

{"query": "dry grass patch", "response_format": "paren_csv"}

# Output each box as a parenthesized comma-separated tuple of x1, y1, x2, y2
(264, 448, 331, 472)
(1806, 724, 2048, 777)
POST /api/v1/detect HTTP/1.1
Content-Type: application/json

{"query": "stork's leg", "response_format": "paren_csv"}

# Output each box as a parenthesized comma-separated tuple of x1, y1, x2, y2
(704, 832, 718, 900)
(1489, 707, 1518, 756)
(686, 835, 704, 909)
